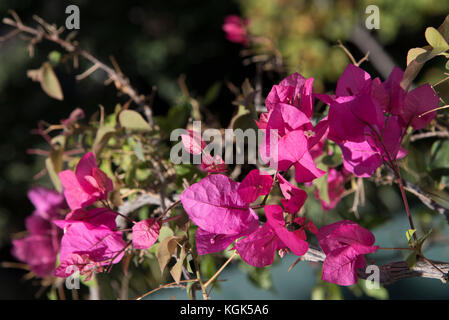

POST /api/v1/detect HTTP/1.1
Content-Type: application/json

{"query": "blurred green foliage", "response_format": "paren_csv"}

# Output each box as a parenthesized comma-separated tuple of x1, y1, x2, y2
(238, 0, 449, 88)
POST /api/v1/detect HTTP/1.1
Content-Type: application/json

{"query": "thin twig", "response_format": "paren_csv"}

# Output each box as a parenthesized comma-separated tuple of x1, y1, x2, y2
(2, 12, 153, 125)
(135, 279, 198, 300)
(204, 251, 237, 288)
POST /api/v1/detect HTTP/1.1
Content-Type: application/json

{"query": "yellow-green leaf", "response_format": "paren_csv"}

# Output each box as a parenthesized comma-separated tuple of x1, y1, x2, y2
(405, 229, 416, 245)
(119, 110, 151, 131)
(425, 27, 449, 52)
(41, 62, 64, 100)
(406, 48, 427, 66)
(46, 157, 61, 192)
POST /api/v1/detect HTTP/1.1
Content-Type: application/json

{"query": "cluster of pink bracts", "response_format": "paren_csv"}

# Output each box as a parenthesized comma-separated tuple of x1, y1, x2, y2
(12, 62, 438, 287)
(178, 63, 437, 286)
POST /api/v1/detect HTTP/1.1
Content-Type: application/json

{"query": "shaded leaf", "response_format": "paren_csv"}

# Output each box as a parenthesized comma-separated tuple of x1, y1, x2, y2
(93, 126, 116, 157)
(134, 141, 145, 161)
(407, 48, 427, 66)
(170, 244, 186, 284)
(157, 236, 180, 273)
(405, 252, 418, 269)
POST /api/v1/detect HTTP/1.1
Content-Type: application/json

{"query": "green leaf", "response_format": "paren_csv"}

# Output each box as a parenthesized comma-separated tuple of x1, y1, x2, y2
(406, 229, 416, 244)
(405, 252, 418, 269)
(93, 126, 116, 157)
(202, 82, 221, 107)
(416, 229, 433, 253)
(321, 153, 342, 167)
(438, 15, 449, 41)
(426, 27, 449, 52)
(48, 51, 62, 65)
(312, 282, 343, 300)
(41, 62, 64, 100)
(311, 286, 325, 300)
(158, 226, 174, 242)
(200, 254, 217, 279)
(415, 27, 449, 64)
(81, 275, 98, 288)
(231, 112, 258, 131)
(47, 287, 58, 300)
(407, 48, 427, 66)
(359, 280, 389, 300)
(45, 146, 64, 192)
(119, 110, 151, 131)
(247, 267, 273, 291)
(446, 59, 449, 70)
(313, 169, 330, 204)
(134, 141, 145, 161)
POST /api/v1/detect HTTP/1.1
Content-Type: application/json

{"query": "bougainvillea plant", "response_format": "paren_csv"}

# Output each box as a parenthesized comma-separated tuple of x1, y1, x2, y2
(3, 11, 449, 300)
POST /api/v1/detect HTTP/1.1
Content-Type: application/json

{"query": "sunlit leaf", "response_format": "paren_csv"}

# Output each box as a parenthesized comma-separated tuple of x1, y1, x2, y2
(119, 110, 151, 131)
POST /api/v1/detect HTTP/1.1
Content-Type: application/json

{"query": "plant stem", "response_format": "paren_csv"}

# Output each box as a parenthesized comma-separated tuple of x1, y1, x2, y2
(135, 279, 198, 300)
(419, 254, 447, 276)
(393, 160, 418, 243)
(204, 251, 238, 288)
(192, 250, 209, 300)
(378, 247, 414, 251)
(157, 200, 181, 221)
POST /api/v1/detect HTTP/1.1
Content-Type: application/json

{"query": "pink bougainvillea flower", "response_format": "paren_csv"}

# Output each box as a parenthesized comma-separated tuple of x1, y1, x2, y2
(12, 187, 67, 277)
(317, 220, 378, 286)
(196, 224, 257, 255)
(27, 187, 67, 220)
(132, 218, 162, 250)
(236, 205, 314, 267)
(57, 221, 126, 276)
(237, 169, 273, 204)
(319, 64, 433, 177)
(13, 235, 61, 277)
(222, 15, 250, 46)
(59, 152, 114, 210)
(180, 129, 226, 173)
(234, 222, 282, 267)
(255, 112, 269, 130)
(53, 207, 118, 231)
(260, 73, 326, 182)
(314, 167, 351, 211)
(266, 73, 314, 118)
(382, 67, 439, 130)
(181, 130, 206, 155)
(187, 170, 272, 255)
(180, 174, 259, 235)
(199, 153, 226, 173)
(400, 83, 439, 130)
(276, 173, 307, 214)
(54, 253, 104, 281)
(61, 108, 85, 128)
